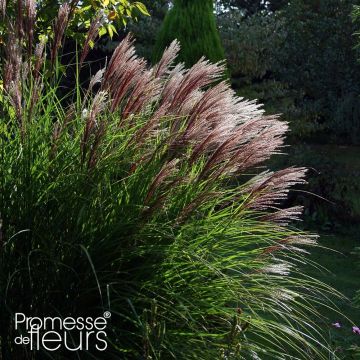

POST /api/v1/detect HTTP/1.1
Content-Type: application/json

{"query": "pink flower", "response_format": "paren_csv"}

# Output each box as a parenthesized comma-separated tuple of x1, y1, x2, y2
(332, 322, 341, 328)
(352, 326, 360, 335)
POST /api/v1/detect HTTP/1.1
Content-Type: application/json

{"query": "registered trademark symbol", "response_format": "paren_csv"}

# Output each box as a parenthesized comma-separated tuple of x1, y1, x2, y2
(103, 311, 111, 318)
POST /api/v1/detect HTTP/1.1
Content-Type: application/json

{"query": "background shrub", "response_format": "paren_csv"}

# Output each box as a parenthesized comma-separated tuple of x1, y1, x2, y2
(153, 0, 225, 67)
(219, 0, 360, 144)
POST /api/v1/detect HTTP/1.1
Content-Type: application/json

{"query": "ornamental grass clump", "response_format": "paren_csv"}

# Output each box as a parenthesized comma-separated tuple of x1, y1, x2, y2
(0, 5, 339, 360)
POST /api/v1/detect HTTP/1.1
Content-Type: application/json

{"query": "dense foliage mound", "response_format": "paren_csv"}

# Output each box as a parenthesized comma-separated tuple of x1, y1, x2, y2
(0, 3, 337, 359)
(153, 0, 225, 67)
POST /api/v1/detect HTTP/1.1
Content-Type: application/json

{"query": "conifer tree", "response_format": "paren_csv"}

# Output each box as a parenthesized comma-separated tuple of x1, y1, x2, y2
(153, 0, 225, 67)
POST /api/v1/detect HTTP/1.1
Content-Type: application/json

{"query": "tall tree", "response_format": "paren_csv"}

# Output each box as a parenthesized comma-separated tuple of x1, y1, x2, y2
(153, 0, 225, 67)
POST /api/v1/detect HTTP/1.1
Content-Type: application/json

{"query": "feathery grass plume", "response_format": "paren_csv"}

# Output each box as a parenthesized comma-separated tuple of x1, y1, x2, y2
(153, 40, 181, 78)
(3, 28, 24, 131)
(80, 12, 102, 67)
(3, 28, 21, 91)
(102, 33, 136, 85)
(16, 0, 24, 40)
(91, 67, 105, 87)
(101, 34, 153, 113)
(244, 168, 308, 210)
(51, 3, 70, 66)
(0, 18, 345, 360)
(33, 39, 45, 78)
(27, 40, 46, 120)
(164, 57, 225, 113)
(0, 0, 5, 19)
(81, 90, 108, 168)
(24, 0, 36, 53)
(144, 158, 180, 204)
(260, 205, 305, 225)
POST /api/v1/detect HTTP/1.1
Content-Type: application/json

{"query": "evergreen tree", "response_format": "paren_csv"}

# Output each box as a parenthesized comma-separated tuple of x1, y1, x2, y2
(153, 0, 225, 67)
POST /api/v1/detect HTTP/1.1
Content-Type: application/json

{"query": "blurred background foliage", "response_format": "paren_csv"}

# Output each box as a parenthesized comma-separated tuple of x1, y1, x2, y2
(218, 0, 360, 144)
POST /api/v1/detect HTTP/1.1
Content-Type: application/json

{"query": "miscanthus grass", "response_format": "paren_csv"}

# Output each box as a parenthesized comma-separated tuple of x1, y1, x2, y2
(0, 5, 342, 360)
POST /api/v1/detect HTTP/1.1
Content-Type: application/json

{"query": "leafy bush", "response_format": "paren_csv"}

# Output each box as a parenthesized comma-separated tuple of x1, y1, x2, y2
(119, 0, 168, 61)
(153, 0, 225, 67)
(219, 11, 284, 79)
(218, 11, 320, 139)
(0, 0, 149, 44)
(276, 0, 360, 144)
(0, 4, 341, 360)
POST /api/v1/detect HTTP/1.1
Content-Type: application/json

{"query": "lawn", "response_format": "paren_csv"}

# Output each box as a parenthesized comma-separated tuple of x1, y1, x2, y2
(303, 230, 360, 358)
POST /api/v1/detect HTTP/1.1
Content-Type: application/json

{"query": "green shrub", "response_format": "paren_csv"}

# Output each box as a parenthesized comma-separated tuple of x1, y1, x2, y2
(0, 0, 149, 47)
(0, 5, 341, 360)
(219, 12, 284, 79)
(153, 0, 225, 67)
